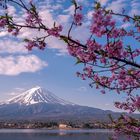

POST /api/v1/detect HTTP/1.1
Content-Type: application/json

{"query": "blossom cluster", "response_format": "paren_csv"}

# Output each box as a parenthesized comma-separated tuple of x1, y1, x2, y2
(67, 7, 140, 96)
(112, 115, 140, 140)
(0, 16, 20, 36)
(73, 5, 83, 26)
(74, 13, 83, 26)
(25, 39, 46, 51)
(0, 18, 7, 27)
(26, 11, 42, 26)
(90, 8, 116, 37)
(115, 96, 140, 113)
(47, 25, 62, 37)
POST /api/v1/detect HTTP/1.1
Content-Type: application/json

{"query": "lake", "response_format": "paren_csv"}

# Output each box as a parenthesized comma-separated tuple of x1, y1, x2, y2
(0, 129, 131, 140)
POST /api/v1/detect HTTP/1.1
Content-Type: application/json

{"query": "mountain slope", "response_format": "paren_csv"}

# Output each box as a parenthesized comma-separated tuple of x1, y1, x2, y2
(0, 102, 116, 121)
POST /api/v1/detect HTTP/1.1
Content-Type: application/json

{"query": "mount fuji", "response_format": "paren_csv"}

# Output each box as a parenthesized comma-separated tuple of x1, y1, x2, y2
(6, 86, 75, 106)
(0, 86, 138, 121)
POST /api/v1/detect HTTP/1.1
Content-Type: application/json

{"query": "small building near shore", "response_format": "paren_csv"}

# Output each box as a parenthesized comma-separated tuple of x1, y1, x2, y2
(59, 124, 67, 129)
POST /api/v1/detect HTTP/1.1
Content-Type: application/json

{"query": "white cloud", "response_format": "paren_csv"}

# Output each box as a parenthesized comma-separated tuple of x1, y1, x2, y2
(0, 55, 47, 75)
(58, 14, 70, 23)
(64, 5, 75, 15)
(7, 5, 16, 15)
(71, 24, 90, 43)
(39, 8, 55, 27)
(0, 31, 9, 37)
(0, 39, 27, 54)
(46, 36, 67, 53)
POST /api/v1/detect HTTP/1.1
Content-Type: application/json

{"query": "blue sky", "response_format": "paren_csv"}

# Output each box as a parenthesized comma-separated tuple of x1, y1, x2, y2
(0, 0, 140, 111)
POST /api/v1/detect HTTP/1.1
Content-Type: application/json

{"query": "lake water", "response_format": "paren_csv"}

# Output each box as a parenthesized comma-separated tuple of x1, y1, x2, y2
(0, 129, 131, 140)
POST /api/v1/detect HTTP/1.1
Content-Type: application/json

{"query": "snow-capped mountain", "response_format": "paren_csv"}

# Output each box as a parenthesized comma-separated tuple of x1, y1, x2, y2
(6, 86, 75, 106)
(0, 86, 138, 121)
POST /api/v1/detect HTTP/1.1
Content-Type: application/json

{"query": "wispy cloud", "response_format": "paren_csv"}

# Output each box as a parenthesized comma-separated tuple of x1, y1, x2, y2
(130, 0, 140, 16)
(9, 87, 26, 96)
(5, 87, 25, 98)
(63, 5, 75, 15)
(77, 86, 87, 92)
(14, 87, 25, 92)
(98, 0, 110, 6)
(9, 92, 18, 96)
(107, 0, 127, 13)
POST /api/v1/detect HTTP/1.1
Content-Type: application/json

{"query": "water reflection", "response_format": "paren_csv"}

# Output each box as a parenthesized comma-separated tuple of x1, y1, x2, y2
(0, 129, 131, 140)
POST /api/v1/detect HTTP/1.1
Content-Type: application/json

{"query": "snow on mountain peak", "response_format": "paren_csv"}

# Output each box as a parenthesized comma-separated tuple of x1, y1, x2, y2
(7, 86, 75, 106)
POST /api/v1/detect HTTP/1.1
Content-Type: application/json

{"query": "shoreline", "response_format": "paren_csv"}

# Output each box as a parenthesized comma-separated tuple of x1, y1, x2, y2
(0, 128, 114, 131)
